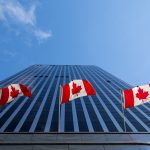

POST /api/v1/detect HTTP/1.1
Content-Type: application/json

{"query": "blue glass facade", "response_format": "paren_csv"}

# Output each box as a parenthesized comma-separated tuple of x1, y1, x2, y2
(0, 65, 150, 132)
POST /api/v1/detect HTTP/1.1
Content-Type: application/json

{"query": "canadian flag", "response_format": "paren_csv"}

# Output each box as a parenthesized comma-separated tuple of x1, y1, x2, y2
(0, 84, 32, 106)
(61, 80, 96, 104)
(123, 84, 150, 108)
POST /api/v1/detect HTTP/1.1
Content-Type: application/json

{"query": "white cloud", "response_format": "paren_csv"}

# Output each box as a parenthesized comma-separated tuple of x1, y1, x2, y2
(0, 0, 51, 43)
(0, 49, 17, 62)
(34, 30, 52, 41)
(3, 50, 17, 57)
(0, 0, 36, 26)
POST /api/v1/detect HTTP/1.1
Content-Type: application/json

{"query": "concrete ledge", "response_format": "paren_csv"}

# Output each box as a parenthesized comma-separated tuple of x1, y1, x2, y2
(0, 133, 150, 150)
(0, 141, 150, 145)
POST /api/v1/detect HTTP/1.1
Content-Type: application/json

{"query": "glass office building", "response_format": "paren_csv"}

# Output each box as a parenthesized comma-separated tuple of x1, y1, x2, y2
(0, 65, 150, 132)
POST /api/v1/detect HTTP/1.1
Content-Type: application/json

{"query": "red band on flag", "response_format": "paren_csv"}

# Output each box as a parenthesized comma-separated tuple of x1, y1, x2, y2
(0, 88, 9, 105)
(83, 80, 96, 95)
(123, 89, 134, 108)
(61, 84, 70, 104)
(20, 84, 32, 98)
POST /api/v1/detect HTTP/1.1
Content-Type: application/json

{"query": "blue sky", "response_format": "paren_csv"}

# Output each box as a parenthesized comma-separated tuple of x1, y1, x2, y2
(0, 0, 150, 86)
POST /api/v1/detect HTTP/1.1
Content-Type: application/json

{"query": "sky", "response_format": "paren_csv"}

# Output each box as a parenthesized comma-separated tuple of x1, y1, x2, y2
(0, 0, 150, 86)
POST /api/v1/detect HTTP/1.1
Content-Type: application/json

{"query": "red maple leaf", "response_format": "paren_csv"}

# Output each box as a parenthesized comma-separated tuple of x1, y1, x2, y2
(10, 86, 19, 98)
(72, 82, 82, 95)
(136, 87, 149, 102)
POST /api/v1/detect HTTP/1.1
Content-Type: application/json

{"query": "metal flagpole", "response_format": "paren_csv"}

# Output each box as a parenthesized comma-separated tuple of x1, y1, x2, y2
(58, 86, 61, 132)
(120, 90, 126, 132)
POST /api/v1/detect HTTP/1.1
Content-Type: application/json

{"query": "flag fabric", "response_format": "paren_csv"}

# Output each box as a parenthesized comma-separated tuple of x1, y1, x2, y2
(123, 84, 150, 108)
(0, 84, 32, 106)
(61, 79, 96, 104)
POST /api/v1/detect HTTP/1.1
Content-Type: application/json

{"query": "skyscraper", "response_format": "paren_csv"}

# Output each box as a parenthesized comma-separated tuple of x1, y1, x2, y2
(0, 65, 150, 133)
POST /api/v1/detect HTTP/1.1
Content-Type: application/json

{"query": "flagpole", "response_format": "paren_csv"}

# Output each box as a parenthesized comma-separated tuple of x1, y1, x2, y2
(120, 90, 126, 132)
(58, 86, 61, 132)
